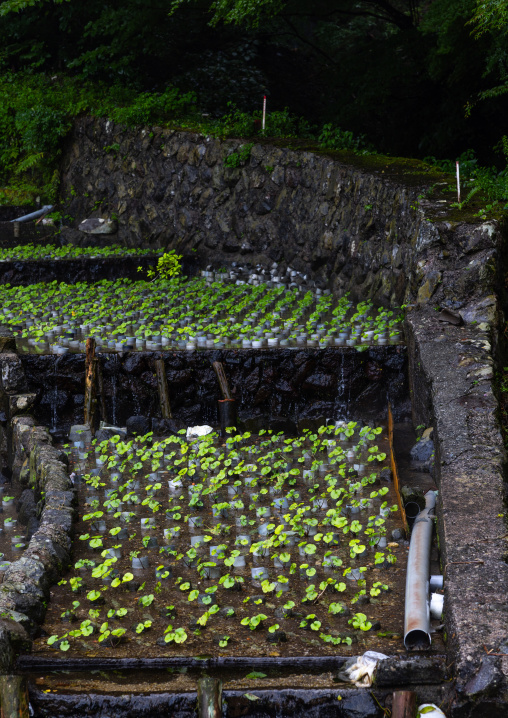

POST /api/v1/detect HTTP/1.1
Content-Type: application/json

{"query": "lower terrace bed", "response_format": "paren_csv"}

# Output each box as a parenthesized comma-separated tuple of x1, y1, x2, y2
(34, 423, 427, 660)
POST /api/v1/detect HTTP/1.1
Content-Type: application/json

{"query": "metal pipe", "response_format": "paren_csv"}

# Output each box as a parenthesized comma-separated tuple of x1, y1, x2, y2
(404, 490, 436, 650)
(10, 205, 53, 223)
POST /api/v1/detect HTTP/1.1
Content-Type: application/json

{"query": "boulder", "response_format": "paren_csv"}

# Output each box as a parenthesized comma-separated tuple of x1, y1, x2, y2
(126, 415, 151, 437)
(78, 217, 118, 235)
(410, 437, 434, 462)
(151, 418, 186, 435)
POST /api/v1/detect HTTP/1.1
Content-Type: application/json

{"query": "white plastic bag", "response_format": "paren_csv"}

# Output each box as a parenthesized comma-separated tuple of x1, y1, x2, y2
(338, 651, 388, 687)
(186, 425, 214, 440)
(417, 704, 447, 717)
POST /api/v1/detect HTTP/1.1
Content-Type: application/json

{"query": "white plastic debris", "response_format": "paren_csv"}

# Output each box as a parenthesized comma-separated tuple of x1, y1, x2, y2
(69, 424, 92, 444)
(99, 422, 127, 438)
(417, 704, 447, 717)
(186, 425, 214, 440)
(430, 593, 444, 619)
(338, 651, 388, 687)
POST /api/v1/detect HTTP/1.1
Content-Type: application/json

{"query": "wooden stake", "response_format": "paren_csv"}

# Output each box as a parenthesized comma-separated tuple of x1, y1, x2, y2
(392, 691, 417, 718)
(212, 361, 233, 401)
(388, 402, 409, 535)
(197, 676, 222, 718)
(155, 358, 172, 419)
(84, 337, 97, 431)
(0, 675, 30, 718)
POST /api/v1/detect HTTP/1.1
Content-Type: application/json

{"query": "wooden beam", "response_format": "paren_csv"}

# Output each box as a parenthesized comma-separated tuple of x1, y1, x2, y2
(0, 675, 30, 718)
(84, 338, 97, 431)
(212, 361, 232, 401)
(197, 676, 222, 718)
(392, 690, 417, 718)
(155, 358, 172, 419)
(388, 402, 409, 535)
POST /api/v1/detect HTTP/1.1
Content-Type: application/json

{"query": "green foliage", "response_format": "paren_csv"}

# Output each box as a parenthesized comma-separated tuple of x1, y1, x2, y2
(0, 0, 506, 173)
(0, 73, 196, 203)
(318, 124, 372, 154)
(15, 105, 69, 154)
(424, 144, 508, 210)
(0, 244, 157, 261)
(224, 143, 254, 168)
(213, 103, 313, 140)
(143, 250, 182, 281)
(171, 0, 285, 27)
(469, 0, 508, 37)
(109, 87, 196, 127)
(348, 612, 372, 631)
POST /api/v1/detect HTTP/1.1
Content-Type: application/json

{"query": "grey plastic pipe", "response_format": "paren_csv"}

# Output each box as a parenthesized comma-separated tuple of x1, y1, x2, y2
(404, 490, 437, 649)
(10, 205, 53, 223)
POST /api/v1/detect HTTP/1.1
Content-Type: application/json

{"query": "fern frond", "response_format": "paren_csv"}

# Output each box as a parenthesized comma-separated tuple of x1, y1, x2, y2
(14, 152, 44, 174)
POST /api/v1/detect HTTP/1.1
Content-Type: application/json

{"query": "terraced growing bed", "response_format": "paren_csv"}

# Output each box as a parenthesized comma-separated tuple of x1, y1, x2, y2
(0, 244, 159, 262)
(0, 274, 403, 354)
(36, 423, 411, 660)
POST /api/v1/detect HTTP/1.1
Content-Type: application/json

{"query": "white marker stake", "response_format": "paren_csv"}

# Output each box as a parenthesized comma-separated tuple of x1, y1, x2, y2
(456, 161, 460, 203)
(262, 96, 266, 133)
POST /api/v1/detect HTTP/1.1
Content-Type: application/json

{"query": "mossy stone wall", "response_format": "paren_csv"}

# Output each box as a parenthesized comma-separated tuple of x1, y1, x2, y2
(60, 118, 503, 318)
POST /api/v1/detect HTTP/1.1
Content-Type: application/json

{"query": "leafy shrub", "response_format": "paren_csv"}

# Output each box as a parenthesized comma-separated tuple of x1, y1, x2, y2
(141, 250, 182, 281)
(318, 123, 371, 153)
(110, 87, 197, 127)
(424, 144, 508, 208)
(213, 103, 313, 139)
(15, 106, 70, 154)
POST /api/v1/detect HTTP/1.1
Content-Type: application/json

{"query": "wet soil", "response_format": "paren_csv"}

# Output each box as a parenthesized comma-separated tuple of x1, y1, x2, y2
(33, 428, 418, 661)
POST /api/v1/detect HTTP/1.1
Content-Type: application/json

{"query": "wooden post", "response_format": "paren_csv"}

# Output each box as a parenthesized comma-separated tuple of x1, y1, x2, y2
(392, 691, 417, 718)
(212, 361, 233, 401)
(155, 359, 172, 419)
(0, 675, 30, 718)
(96, 358, 107, 423)
(388, 402, 409, 535)
(84, 338, 97, 431)
(197, 676, 222, 718)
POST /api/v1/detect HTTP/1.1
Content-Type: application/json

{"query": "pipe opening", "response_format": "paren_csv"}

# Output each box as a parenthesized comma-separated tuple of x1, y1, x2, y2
(218, 398, 237, 437)
(404, 629, 431, 650)
(404, 501, 421, 520)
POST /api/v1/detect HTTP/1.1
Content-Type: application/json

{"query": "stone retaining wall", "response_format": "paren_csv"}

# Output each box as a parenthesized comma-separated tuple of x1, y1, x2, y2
(0, 255, 157, 287)
(0, 336, 74, 671)
(60, 119, 504, 321)
(20, 346, 409, 438)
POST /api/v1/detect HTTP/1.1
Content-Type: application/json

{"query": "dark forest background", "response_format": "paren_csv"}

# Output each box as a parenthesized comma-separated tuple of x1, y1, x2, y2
(2, 0, 508, 203)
